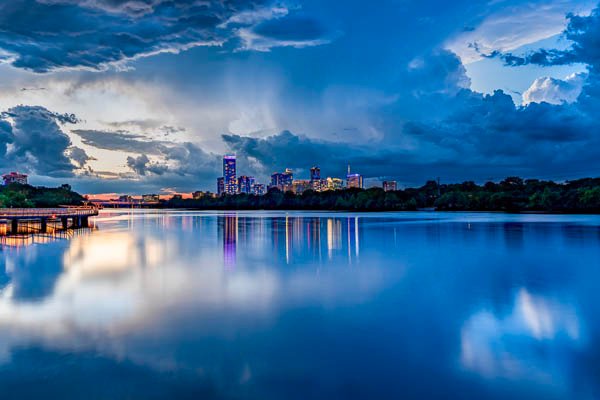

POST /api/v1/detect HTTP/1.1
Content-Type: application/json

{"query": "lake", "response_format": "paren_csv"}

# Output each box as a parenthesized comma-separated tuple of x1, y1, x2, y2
(0, 210, 599, 399)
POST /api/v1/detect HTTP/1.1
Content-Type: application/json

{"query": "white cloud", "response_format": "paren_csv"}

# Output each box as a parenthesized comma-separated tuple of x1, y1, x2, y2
(447, 0, 596, 64)
(522, 72, 587, 105)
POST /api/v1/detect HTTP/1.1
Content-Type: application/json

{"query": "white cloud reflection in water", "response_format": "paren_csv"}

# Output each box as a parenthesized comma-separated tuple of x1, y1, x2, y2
(460, 288, 584, 387)
(0, 211, 387, 372)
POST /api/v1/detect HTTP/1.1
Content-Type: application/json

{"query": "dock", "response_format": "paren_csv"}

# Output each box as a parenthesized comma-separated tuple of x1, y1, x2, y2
(0, 207, 99, 235)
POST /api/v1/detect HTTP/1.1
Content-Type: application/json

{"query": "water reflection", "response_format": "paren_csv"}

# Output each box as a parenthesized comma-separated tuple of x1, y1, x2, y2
(0, 210, 598, 399)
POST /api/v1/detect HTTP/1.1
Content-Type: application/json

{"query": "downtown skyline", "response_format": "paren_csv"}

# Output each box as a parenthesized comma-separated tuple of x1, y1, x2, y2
(0, 1, 597, 195)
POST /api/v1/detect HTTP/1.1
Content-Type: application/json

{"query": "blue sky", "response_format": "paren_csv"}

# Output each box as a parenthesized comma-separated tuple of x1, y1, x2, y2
(0, 0, 598, 194)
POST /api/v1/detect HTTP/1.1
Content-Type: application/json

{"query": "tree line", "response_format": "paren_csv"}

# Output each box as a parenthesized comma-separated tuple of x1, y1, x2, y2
(0, 183, 85, 208)
(167, 177, 600, 213)
(2, 177, 600, 213)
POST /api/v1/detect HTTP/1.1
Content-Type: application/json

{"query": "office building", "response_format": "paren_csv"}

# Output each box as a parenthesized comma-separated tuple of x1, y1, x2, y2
(310, 166, 321, 181)
(383, 181, 398, 192)
(270, 168, 293, 192)
(223, 155, 237, 195)
(2, 171, 28, 185)
(346, 165, 363, 189)
(217, 177, 225, 196)
(292, 179, 311, 194)
(252, 183, 266, 196)
(326, 177, 344, 191)
(347, 173, 363, 189)
(238, 176, 255, 194)
(142, 194, 160, 202)
(192, 191, 208, 200)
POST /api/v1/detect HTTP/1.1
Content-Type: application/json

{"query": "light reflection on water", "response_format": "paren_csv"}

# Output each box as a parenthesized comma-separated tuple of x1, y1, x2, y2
(0, 210, 599, 399)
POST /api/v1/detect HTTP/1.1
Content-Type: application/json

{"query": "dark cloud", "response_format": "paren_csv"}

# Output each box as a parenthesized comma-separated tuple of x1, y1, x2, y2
(126, 154, 167, 176)
(0, 0, 333, 72)
(66, 146, 96, 168)
(73, 129, 163, 155)
(0, 106, 87, 177)
(223, 39, 600, 185)
(73, 128, 220, 179)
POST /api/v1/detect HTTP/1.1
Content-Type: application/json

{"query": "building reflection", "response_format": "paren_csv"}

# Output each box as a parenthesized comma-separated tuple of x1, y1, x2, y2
(263, 215, 360, 265)
(219, 214, 238, 269)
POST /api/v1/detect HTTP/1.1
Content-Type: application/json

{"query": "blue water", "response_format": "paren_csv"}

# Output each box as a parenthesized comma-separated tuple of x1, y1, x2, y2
(0, 210, 599, 399)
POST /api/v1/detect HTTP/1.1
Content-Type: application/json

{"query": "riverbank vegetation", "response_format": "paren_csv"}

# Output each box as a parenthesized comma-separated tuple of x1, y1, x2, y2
(0, 183, 85, 208)
(167, 177, 600, 213)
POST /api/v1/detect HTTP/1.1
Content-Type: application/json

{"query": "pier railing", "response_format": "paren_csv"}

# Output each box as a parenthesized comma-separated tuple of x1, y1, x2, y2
(0, 207, 99, 219)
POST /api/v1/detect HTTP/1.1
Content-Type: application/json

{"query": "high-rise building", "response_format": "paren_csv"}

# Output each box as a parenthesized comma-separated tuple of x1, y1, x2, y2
(347, 174, 363, 189)
(223, 155, 237, 195)
(251, 183, 266, 196)
(2, 172, 28, 185)
(217, 177, 225, 196)
(292, 179, 311, 194)
(238, 176, 255, 194)
(383, 181, 397, 192)
(270, 168, 293, 191)
(326, 177, 344, 190)
(310, 166, 321, 181)
(346, 164, 363, 189)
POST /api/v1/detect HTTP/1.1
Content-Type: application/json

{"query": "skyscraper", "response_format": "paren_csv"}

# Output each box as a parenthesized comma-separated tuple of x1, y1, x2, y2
(310, 166, 321, 181)
(223, 155, 237, 195)
(346, 165, 363, 189)
(270, 168, 294, 191)
(347, 174, 363, 189)
(217, 177, 225, 196)
(238, 175, 255, 194)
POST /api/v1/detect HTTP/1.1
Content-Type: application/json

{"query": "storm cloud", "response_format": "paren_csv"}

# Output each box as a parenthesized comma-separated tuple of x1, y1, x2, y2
(0, 106, 90, 177)
(0, 0, 332, 72)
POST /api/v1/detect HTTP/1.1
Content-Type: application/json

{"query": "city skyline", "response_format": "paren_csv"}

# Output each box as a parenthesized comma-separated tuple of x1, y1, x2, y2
(0, 1, 597, 195)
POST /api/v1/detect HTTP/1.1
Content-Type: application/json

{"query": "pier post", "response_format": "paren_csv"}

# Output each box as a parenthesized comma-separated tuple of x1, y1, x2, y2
(10, 219, 18, 235)
(81, 216, 89, 228)
(61, 217, 68, 230)
(40, 218, 47, 233)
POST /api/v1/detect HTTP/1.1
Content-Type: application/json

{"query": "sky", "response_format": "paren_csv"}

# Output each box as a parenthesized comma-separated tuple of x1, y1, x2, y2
(0, 0, 598, 194)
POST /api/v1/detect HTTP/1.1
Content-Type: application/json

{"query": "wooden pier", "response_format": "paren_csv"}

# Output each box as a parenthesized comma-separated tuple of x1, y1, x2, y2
(0, 207, 99, 235)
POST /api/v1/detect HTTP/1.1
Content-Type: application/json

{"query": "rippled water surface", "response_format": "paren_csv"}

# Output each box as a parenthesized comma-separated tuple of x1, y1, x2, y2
(0, 210, 599, 399)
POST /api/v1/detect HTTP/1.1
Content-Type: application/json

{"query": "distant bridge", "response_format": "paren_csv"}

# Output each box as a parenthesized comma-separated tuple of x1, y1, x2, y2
(0, 206, 99, 234)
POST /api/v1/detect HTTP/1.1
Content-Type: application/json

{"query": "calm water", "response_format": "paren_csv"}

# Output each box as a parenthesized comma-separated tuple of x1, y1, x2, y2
(0, 210, 599, 399)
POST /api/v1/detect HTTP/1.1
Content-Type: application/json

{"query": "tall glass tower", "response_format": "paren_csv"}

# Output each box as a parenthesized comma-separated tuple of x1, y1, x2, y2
(223, 155, 237, 195)
(310, 166, 320, 181)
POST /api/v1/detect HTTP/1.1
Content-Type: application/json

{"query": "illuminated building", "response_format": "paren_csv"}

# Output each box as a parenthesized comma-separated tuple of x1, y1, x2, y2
(238, 176, 255, 194)
(223, 155, 237, 195)
(222, 215, 237, 268)
(326, 177, 344, 191)
(118, 195, 133, 202)
(270, 168, 293, 192)
(347, 174, 363, 189)
(292, 179, 311, 194)
(217, 177, 225, 196)
(252, 184, 266, 196)
(142, 194, 159, 202)
(192, 191, 208, 199)
(2, 171, 28, 185)
(310, 166, 321, 181)
(346, 165, 363, 189)
(383, 181, 397, 191)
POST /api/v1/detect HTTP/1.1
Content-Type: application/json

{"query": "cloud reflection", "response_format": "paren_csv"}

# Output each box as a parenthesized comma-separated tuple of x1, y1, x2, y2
(460, 288, 583, 385)
(0, 212, 381, 374)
